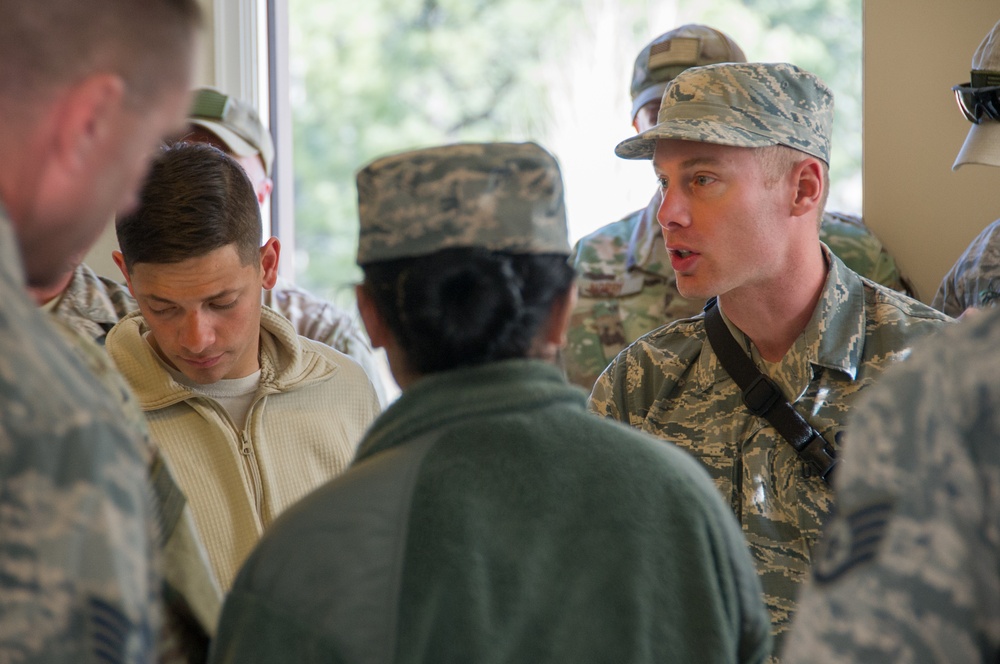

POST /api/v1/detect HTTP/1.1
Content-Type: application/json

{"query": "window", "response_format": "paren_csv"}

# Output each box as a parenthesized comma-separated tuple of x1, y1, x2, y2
(281, 0, 862, 309)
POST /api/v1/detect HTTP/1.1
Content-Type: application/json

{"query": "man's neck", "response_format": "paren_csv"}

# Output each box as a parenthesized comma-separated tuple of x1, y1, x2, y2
(718, 245, 828, 362)
(27, 268, 75, 306)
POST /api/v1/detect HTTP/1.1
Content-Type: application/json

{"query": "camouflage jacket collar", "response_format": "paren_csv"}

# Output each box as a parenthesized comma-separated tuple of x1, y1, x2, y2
(624, 191, 668, 275)
(691, 245, 866, 396)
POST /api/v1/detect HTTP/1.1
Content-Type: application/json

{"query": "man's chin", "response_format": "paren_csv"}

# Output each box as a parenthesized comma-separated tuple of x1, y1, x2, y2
(675, 278, 713, 302)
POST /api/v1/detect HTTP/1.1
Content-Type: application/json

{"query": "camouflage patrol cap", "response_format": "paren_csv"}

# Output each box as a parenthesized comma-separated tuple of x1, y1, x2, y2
(188, 88, 275, 176)
(629, 24, 746, 121)
(355, 142, 569, 265)
(616, 62, 834, 164)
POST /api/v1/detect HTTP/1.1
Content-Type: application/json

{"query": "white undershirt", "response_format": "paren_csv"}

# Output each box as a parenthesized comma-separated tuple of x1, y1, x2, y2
(145, 333, 261, 427)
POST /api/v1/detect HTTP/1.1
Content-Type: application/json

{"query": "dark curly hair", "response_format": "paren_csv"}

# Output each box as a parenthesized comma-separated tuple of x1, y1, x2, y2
(360, 247, 574, 375)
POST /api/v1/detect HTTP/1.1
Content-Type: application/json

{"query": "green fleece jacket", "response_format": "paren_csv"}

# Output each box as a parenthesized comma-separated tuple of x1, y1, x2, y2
(210, 359, 772, 663)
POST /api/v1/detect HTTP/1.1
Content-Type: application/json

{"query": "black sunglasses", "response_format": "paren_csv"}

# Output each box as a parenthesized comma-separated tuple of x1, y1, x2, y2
(953, 70, 1000, 124)
(953, 83, 1000, 124)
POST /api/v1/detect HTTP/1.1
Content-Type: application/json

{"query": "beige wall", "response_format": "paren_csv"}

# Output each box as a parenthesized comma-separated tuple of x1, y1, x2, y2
(864, 0, 1000, 303)
(83, 0, 216, 280)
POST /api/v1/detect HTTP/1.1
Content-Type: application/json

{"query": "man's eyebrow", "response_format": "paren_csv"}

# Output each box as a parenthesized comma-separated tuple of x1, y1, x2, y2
(144, 289, 240, 305)
(654, 156, 723, 176)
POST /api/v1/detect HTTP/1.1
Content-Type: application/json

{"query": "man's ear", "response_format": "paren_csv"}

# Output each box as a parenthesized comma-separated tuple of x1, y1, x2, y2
(260, 237, 280, 289)
(54, 73, 126, 175)
(790, 157, 824, 218)
(111, 250, 135, 296)
(356, 283, 390, 350)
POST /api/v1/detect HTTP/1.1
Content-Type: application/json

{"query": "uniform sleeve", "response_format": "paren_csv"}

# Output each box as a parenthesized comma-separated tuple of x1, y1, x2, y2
(931, 260, 970, 317)
(931, 219, 1000, 317)
(782, 326, 1000, 663)
(587, 354, 626, 422)
(266, 282, 396, 407)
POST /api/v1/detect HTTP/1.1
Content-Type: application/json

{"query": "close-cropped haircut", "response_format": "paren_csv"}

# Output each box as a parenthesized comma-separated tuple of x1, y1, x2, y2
(360, 248, 576, 375)
(755, 144, 831, 224)
(116, 142, 263, 272)
(0, 0, 201, 108)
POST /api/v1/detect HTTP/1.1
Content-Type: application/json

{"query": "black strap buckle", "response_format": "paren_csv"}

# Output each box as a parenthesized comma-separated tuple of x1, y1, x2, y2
(797, 431, 838, 483)
(741, 374, 782, 417)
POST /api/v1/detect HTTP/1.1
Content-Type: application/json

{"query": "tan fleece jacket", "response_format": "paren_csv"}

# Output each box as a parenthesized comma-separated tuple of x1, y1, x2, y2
(107, 306, 380, 591)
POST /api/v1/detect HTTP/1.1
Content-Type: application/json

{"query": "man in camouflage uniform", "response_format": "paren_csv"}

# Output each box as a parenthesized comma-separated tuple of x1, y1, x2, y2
(587, 62, 951, 654)
(932, 20, 1000, 318)
(39, 87, 393, 405)
(566, 24, 913, 391)
(0, 1, 201, 661)
(783, 20, 1000, 663)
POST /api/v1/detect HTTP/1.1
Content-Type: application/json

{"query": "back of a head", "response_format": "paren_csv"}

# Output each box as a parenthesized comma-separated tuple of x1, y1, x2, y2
(953, 18, 1000, 170)
(116, 142, 262, 272)
(355, 142, 574, 375)
(629, 24, 747, 122)
(0, 0, 201, 112)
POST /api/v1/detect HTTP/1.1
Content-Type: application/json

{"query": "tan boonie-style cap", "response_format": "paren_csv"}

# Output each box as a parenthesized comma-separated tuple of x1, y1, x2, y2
(355, 142, 569, 265)
(189, 88, 275, 176)
(953, 18, 1000, 170)
(629, 24, 747, 121)
(616, 62, 834, 164)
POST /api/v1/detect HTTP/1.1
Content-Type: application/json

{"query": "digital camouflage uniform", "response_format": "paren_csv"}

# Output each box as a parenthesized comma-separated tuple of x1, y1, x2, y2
(932, 216, 1000, 317)
(53, 263, 392, 404)
(783, 306, 1000, 663)
(593, 62, 955, 656)
(566, 197, 914, 390)
(51, 320, 222, 664)
(0, 208, 161, 662)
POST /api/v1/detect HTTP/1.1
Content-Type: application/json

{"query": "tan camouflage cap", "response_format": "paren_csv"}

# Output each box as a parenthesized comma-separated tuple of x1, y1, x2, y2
(629, 24, 746, 121)
(616, 62, 834, 164)
(356, 142, 569, 265)
(189, 87, 275, 176)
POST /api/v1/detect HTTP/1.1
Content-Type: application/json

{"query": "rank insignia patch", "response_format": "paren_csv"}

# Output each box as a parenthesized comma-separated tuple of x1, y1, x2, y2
(812, 499, 894, 584)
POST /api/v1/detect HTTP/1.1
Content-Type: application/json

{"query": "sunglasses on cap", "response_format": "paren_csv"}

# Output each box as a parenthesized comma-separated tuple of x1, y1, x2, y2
(953, 70, 1000, 124)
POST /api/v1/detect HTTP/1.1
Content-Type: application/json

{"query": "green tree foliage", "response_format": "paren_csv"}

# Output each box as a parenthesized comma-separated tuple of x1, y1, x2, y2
(289, 0, 862, 307)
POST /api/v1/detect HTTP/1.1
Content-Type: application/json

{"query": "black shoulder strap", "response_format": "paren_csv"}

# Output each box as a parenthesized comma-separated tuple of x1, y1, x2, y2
(702, 297, 838, 485)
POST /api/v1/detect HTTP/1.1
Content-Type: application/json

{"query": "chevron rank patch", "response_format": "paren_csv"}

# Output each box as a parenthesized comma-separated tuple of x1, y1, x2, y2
(812, 499, 895, 584)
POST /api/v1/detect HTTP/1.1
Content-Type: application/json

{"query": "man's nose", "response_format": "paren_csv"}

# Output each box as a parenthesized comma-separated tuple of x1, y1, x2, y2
(179, 311, 214, 354)
(657, 186, 691, 230)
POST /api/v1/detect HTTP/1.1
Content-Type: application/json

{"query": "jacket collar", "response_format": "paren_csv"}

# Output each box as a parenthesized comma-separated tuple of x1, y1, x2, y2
(625, 191, 670, 276)
(692, 244, 866, 396)
(106, 305, 339, 410)
(357, 359, 580, 462)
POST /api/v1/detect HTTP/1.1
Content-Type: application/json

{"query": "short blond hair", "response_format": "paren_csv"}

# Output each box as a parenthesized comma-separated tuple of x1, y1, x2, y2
(755, 145, 830, 226)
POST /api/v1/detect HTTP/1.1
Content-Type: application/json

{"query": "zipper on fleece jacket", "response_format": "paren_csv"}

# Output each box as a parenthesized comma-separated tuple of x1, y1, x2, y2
(200, 396, 266, 526)
(239, 427, 264, 520)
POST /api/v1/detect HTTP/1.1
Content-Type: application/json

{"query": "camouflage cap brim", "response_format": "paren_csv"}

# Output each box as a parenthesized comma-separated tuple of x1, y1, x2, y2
(615, 117, 780, 160)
